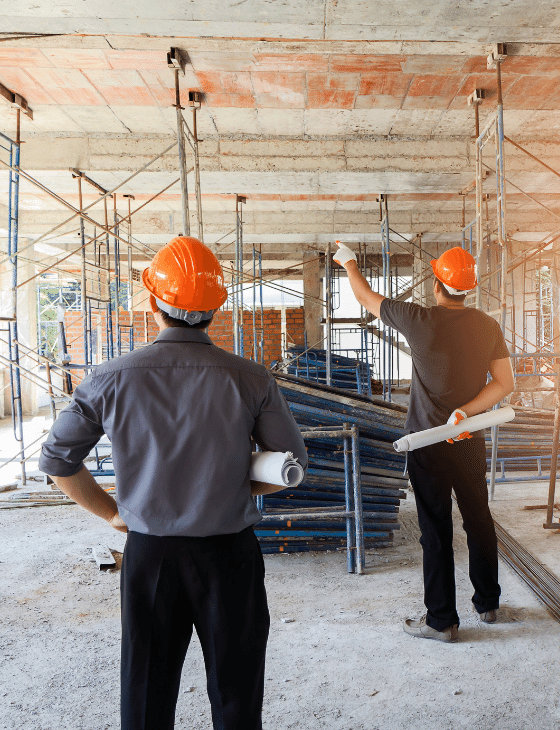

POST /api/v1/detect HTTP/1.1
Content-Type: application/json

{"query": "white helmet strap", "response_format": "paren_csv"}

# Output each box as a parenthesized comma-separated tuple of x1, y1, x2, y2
(440, 281, 474, 296)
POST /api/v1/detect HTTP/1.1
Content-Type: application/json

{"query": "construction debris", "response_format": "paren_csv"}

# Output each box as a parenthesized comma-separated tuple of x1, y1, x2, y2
(91, 546, 116, 571)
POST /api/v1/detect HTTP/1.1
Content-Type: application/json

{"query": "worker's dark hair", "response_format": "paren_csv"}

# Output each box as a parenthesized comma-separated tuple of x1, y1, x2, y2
(157, 308, 214, 330)
(434, 277, 467, 303)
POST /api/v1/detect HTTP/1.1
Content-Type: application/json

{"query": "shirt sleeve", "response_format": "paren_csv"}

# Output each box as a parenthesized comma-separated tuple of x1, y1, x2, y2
(38, 373, 105, 477)
(379, 299, 423, 341)
(252, 376, 308, 475)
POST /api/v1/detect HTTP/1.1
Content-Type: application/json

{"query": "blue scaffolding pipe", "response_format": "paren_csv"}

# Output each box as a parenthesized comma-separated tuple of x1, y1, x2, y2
(461, 219, 476, 256)
(76, 176, 90, 368)
(2, 130, 26, 484)
(252, 244, 257, 361)
(380, 195, 393, 402)
(325, 242, 333, 386)
(258, 248, 264, 364)
(113, 198, 122, 357)
(104, 199, 114, 360)
(233, 195, 244, 357)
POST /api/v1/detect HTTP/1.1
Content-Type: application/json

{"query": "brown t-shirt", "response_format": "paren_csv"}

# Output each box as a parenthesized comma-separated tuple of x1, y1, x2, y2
(379, 300, 510, 434)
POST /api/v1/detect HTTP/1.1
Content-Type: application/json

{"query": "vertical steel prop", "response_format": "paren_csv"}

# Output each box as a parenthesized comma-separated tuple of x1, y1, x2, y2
(174, 69, 190, 237)
(258, 246, 264, 364)
(103, 198, 114, 360)
(3, 123, 25, 484)
(325, 242, 332, 386)
(252, 244, 257, 361)
(76, 175, 89, 368)
(113, 195, 122, 357)
(343, 422, 356, 573)
(191, 103, 204, 242)
(124, 194, 135, 352)
(233, 195, 245, 357)
(351, 424, 365, 574)
(488, 51, 508, 501)
(380, 194, 392, 402)
(545, 370, 560, 529)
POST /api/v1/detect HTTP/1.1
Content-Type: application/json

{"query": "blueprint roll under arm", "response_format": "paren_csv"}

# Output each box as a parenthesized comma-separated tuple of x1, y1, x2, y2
(392, 406, 516, 453)
(249, 451, 305, 487)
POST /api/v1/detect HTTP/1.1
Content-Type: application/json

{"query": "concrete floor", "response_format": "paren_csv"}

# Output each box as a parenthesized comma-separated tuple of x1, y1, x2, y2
(1, 406, 560, 729)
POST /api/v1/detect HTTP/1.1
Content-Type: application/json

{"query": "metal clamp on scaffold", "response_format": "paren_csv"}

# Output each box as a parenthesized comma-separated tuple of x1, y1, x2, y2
(393, 406, 515, 453)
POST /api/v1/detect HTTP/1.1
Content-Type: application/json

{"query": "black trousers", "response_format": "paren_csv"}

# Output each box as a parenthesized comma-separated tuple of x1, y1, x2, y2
(407, 437, 501, 631)
(120, 526, 270, 730)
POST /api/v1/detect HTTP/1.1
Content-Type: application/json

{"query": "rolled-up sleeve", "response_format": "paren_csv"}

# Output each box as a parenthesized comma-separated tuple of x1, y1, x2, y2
(252, 376, 308, 475)
(38, 374, 105, 477)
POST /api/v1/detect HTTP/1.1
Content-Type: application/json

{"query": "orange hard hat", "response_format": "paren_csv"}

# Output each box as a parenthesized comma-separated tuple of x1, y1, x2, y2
(142, 237, 228, 321)
(430, 247, 478, 294)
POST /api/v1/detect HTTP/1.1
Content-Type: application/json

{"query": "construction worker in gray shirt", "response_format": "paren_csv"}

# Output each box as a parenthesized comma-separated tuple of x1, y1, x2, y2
(39, 236, 308, 730)
(334, 242, 514, 643)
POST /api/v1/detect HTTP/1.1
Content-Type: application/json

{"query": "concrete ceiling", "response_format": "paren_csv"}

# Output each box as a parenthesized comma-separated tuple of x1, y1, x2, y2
(2, 3, 560, 271)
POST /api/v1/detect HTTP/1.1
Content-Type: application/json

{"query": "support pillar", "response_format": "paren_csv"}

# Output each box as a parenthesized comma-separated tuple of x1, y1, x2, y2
(303, 250, 322, 349)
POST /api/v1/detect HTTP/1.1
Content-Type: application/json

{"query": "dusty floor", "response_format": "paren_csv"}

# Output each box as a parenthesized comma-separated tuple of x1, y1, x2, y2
(1, 469, 560, 730)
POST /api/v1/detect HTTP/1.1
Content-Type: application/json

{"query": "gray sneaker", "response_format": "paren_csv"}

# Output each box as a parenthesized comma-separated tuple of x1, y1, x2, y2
(479, 609, 497, 624)
(403, 615, 459, 643)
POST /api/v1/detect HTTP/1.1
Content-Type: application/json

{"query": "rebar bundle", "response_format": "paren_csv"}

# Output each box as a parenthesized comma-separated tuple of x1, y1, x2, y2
(495, 520, 560, 622)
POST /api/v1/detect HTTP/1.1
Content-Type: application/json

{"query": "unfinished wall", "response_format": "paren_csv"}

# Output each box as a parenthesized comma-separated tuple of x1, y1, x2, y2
(62, 306, 305, 389)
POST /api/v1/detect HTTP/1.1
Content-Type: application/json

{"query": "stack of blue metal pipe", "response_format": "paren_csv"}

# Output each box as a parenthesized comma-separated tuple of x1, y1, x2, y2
(487, 406, 556, 483)
(282, 345, 374, 395)
(255, 373, 409, 554)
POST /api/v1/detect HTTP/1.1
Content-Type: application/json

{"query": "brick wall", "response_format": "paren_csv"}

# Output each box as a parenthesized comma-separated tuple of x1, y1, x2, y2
(63, 306, 305, 387)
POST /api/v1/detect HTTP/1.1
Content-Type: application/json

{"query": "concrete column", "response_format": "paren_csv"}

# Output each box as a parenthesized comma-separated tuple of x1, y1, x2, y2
(303, 250, 322, 348)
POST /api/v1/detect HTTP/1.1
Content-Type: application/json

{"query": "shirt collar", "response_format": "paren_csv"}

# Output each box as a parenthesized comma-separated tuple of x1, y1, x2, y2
(154, 328, 214, 345)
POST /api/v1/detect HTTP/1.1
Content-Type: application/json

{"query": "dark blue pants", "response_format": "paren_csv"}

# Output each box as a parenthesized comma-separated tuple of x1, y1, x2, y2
(120, 526, 269, 730)
(407, 437, 501, 631)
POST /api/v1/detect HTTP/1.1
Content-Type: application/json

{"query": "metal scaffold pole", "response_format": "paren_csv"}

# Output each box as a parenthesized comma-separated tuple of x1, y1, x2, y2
(124, 195, 135, 352)
(258, 246, 264, 364)
(191, 101, 204, 242)
(174, 68, 190, 237)
(75, 175, 89, 369)
(380, 194, 392, 402)
(325, 241, 332, 387)
(252, 244, 257, 362)
(103, 197, 114, 360)
(3, 120, 26, 484)
(233, 195, 246, 357)
(113, 195, 121, 357)
(488, 48, 508, 501)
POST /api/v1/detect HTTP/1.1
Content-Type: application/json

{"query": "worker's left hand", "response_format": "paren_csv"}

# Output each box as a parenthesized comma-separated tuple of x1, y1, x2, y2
(108, 511, 128, 533)
(446, 409, 472, 443)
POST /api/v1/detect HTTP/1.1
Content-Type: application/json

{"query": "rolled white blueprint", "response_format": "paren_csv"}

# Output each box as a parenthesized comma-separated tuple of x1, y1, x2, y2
(249, 451, 305, 487)
(393, 406, 515, 453)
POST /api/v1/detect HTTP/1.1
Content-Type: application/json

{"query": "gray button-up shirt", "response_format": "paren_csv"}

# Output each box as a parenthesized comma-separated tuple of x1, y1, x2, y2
(39, 328, 308, 537)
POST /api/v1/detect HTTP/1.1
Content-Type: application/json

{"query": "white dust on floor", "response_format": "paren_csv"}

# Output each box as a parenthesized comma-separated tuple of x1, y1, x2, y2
(1, 491, 560, 730)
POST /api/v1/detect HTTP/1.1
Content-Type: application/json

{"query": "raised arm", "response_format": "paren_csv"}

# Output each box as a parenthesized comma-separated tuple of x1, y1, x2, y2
(344, 260, 386, 319)
(333, 243, 386, 319)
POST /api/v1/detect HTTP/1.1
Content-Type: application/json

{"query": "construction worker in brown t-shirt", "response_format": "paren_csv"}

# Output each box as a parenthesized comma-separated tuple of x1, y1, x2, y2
(334, 243, 514, 643)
